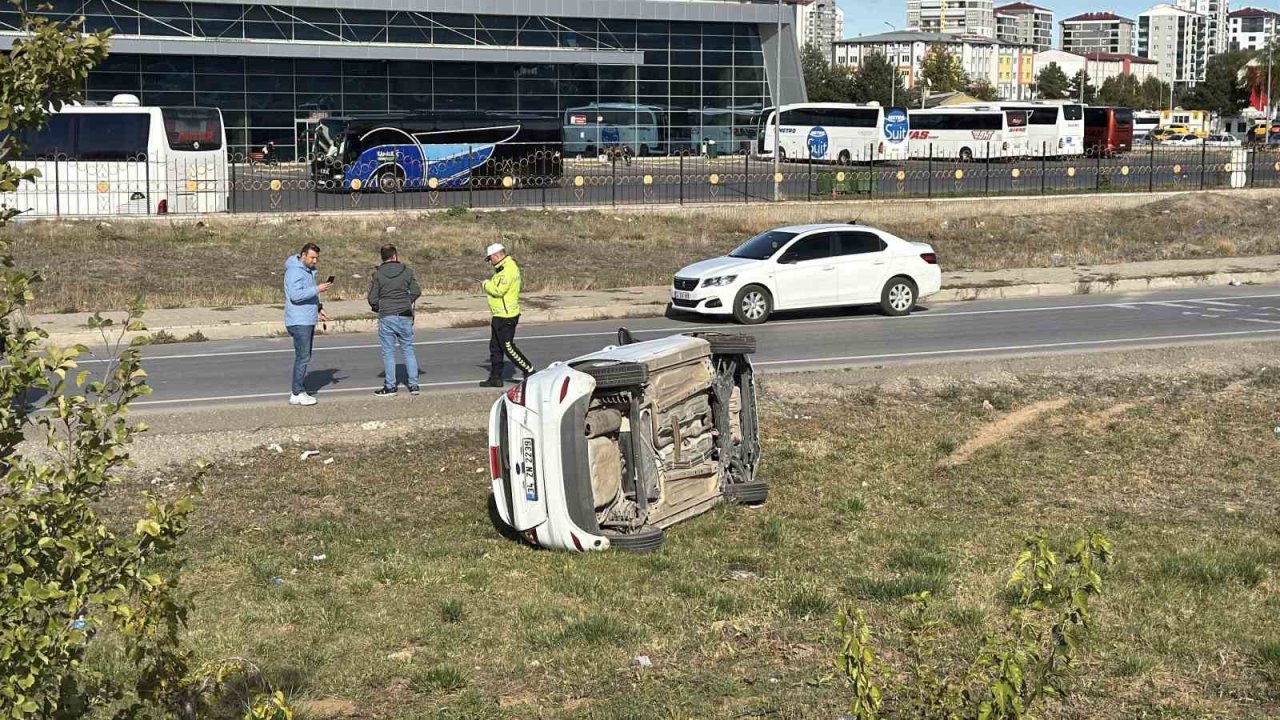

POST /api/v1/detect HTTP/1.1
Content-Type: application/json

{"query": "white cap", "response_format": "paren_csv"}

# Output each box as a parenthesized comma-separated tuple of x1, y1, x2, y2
(485, 243, 505, 258)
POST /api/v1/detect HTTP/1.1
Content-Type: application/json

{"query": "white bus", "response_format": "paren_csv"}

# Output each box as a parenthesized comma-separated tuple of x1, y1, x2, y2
(0, 95, 227, 217)
(906, 108, 1030, 160)
(756, 102, 910, 164)
(1132, 110, 1160, 141)
(562, 103, 664, 157)
(957, 102, 1084, 158)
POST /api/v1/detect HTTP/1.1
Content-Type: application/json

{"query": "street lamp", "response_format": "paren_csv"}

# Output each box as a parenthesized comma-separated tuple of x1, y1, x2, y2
(884, 21, 897, 107)
(772, 0, 782, 201)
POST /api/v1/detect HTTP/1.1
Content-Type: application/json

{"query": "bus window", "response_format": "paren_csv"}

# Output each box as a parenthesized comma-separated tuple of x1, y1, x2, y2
(17, 115, 76, 159)
(1005, 111, 1028, 128)
(1084, 108, 1107, 125)
(162, 108, 222, 151)
(77, 114, 150, 160)
(1113, 108, 1134, 126)
(1027, 108, 1057, 125)
(1063, 104, 1083, 121)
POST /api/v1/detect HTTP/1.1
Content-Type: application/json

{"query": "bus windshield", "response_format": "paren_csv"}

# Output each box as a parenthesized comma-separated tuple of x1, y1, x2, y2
(730, 230, 798, 260)
(1114, 108, 1134, 126)
(162, 108, 222, 151)
(313, 119, 348, 159)
(1063, 104, 1083, 121)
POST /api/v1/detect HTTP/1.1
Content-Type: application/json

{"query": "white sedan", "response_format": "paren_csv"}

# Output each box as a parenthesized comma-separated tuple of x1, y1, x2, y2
(1204, 134, 1242, 148)
(669, 223, 942, 324)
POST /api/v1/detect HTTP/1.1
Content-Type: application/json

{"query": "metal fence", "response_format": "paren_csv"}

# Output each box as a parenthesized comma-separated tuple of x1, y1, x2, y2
(7, 140, 1280, 219)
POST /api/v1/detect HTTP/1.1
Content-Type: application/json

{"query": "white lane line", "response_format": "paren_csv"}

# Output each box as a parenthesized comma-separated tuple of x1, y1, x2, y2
(131, 379, 480, 407)
(754, 328, 1280, 368)
(1152, 302, 1202, 309)
(1237, 317, 1280, 325)
(138, 327, 1280, 407)
(1194, 300, 1248, 308)
(78, 291, 1280, 366)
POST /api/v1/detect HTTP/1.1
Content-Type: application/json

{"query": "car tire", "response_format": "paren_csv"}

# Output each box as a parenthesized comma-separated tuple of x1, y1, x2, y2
(880, 276, 917, 317)
(959, 147, 974, 162)
(732, 285, 772, 325)
(838, 149, 852, 165)
(572, 359, 648, 389)
(604, 525, 665, 553)
(725, 480, 769, 506)
(691, 332, 757, 355)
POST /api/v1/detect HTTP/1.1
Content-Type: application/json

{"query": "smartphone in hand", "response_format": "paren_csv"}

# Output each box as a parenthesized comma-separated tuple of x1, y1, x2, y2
(326, 275, 335, 284)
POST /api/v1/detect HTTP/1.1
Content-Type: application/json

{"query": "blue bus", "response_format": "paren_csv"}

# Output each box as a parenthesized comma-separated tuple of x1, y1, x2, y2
(311, 111, 562, 193)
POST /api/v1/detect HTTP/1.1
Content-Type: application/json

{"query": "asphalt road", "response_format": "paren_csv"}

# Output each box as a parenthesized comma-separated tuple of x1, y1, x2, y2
(70, 285, 1280, 411)
(229, 151, 1280, 213)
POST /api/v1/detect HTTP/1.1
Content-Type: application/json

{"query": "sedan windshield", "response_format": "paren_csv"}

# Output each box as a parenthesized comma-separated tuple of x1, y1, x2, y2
(729, 230, 798, 260)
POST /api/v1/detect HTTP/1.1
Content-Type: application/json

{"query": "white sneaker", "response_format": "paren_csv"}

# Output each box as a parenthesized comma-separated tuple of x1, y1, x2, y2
(289, 392, 317, 406)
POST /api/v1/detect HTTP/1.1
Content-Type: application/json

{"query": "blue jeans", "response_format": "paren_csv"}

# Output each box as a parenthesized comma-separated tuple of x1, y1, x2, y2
(378, 315, 420, 389)
(287, 324, 314, 395)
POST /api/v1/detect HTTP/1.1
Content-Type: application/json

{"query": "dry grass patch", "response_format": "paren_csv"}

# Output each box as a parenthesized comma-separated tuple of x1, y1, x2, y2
(4, 192, 1279, 313)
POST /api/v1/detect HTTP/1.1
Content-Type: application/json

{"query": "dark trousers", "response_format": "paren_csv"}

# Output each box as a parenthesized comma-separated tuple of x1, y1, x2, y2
(286, 324, 314, 395)
(488, 315, 534, 379)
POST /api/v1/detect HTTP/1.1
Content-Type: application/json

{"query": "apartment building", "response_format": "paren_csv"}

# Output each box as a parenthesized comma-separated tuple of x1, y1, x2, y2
(995, 2, 1054, 51)
(907, 0, 997, 38)
(796, 0, 846, 55)
(1138, 3, 1206, 86)
(1229, 6, 1279, 50)
(831, 30, 1035, 99)
(1060, 11, 1136, 55)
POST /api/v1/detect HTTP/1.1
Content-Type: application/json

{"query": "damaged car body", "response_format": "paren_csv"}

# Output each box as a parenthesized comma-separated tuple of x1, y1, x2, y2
(488, 330, 763, 552)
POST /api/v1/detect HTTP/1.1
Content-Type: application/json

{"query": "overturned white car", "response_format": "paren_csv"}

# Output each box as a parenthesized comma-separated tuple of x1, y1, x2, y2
(488, 330, 763, 552)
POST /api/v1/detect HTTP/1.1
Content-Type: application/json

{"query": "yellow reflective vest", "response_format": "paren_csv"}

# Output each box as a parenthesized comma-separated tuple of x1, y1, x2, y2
(483, 256, 522, 318)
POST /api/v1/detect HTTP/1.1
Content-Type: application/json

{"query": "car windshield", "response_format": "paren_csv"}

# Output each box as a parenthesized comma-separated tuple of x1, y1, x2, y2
(729, 230, 798, 260)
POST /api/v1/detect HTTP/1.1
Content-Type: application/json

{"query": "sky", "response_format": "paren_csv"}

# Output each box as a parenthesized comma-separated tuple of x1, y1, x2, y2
(837, 0, 1186, 42)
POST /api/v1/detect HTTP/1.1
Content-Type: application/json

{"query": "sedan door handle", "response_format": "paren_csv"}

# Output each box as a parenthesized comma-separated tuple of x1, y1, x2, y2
(872, 261, 886, 266)
(821, 265, 835, 271)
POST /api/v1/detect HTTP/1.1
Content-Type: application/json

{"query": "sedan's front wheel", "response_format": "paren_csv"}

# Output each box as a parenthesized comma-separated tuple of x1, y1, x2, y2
(733, 285, 772, 325)
(880, 277, 917, 317)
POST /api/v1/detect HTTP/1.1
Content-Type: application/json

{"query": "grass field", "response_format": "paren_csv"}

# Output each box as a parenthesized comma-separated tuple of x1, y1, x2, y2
(94, 367, 1280, 719)
(4, 191, 1278, 313)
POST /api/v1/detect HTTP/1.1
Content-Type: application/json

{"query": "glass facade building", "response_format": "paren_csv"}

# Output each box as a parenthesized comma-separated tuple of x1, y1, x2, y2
(0, 1, 807, 158)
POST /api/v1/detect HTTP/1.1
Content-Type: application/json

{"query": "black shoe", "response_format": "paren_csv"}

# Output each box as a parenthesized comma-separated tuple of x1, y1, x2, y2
(478, 377, 504, 388)
(373, 387, 397, 397)
(408, 385, 420, 396)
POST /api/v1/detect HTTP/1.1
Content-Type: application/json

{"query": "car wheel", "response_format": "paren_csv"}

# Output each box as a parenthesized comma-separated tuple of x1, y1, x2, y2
(572, 359, 648, 389)
(733, 285, 772, 325)
(690, 332, 757, 355)
(603, 525, 665, 553)
(880, 276, 917, 317)
(777, 146, 787, 162)
(725, 480, 769, 506)
(838, 149, 852, 165)
(959, 147, 974, 162)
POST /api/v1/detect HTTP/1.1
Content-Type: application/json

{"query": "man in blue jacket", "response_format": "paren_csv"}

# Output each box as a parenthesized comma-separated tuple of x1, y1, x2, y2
(284, 242, 332, 406)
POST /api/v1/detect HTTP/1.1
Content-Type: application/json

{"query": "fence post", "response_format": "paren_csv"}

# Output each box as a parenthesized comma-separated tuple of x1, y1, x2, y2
(1152, 137, 1162, 190)
(1040, 143, 1046, 195)
(53, 158, 61, 217)
(1249, 147, 1256, 188)
(868, 142, 874, 199)
(145, 158, 151, 216)
(467, 145, 475, 208)
(807, 156, 812, 200)
(927, 144, 933, 199)
(1199, 139, 1206, 189)
(679, 153, 684, 205)
(1095, 149, 1101, 191)
(611, 155, 617, 208)
(743, 151, 749, 204)
(985, 142, 991, 195)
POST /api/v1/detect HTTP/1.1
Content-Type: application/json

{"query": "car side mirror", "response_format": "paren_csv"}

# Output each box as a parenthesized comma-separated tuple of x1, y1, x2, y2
(777, 252, 796, 265)
(617, 327, 636, 345)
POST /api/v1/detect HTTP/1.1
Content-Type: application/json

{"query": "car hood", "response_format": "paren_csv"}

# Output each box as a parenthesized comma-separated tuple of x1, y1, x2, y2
(674, 256, 763, 279)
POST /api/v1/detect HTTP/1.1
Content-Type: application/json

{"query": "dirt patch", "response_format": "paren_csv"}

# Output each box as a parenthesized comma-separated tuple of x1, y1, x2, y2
(1083, 401, 1139, 434)
(941, 397, 1071, 467)
(295, 699, 360, 718)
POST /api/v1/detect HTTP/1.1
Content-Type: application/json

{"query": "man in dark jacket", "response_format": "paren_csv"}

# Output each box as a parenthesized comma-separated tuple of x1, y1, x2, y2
(368, 244, 423, 396)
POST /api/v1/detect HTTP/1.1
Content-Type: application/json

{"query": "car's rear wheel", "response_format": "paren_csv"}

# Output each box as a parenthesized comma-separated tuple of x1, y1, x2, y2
(604, 525, 665, 553)
(733, 285, 772, 325)
(573, 359, 648, 389)
(725, 480, 769, 506)
(880, 276, 917, 316)
(690, 332, 757, 355)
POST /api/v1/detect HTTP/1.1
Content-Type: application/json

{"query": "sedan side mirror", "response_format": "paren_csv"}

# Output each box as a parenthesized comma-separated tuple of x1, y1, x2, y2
(777, 252, 796, 265)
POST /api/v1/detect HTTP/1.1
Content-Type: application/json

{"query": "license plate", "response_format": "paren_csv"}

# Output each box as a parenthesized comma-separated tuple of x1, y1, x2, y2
(521, 439, 538, 501)
(672, 290, 693, 301)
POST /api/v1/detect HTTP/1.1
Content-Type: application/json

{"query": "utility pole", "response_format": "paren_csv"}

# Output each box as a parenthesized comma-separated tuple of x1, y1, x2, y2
(773, 0, 783, 201)
(884, 22, 897, 107)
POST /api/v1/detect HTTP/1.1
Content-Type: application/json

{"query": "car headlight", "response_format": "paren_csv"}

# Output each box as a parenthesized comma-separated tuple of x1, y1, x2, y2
(701, 275, 737, 288)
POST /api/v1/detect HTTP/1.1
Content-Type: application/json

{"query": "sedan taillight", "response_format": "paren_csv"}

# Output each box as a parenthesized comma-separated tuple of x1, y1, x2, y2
(488, 446, 501, 479)
(920, 252, 938, 264)
(506, 382, 525, 406)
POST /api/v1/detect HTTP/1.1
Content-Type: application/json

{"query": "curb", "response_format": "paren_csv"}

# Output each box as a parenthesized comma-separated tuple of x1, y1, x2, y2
(41, 266, 1278, 348)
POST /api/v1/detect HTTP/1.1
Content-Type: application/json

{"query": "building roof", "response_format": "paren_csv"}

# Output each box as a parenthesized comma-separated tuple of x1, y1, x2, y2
(834, 30, 1026, 46)
(1139, 4, 1198, 16)
(995, 2, 1052, 14)
(1061, 11, 1134, 23)
(1082, 52, 1158, 63)
(1229, 6, 1280, 18)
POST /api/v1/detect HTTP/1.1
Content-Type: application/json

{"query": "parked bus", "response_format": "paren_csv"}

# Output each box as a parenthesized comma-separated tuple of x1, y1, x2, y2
(690, 105, 761, 156)
(957, 102, 1084, 158)
(312, 111, 562, 193)
(1084, 106, 1134, 156)
(563, 103, 665, 157)
(0, 95, 226, 217)
(905, 108, 1030, 160)
(1132, 110, 1160, 141)
(756, 102, 910, 163)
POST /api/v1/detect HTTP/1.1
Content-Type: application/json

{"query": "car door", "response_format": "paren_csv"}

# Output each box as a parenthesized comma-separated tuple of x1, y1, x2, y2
(832, 231, 891, 305)
(772, 232, 838, 309)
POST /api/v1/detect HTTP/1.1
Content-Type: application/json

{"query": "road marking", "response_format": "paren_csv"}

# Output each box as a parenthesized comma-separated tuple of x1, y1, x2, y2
(754, 328, 1280, 367)
(1152, 302, 1202, 309)
(1237, 317, 1280, 325)
(1194, 300, 1248, 307)
(131, 379, 481, 407)
(77, 291, 1280, 365)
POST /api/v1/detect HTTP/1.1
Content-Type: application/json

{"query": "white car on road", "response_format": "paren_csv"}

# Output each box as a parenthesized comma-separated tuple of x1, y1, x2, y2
(1204, 134, 1242, 148)
(488, 330, 762, 553)
(669, 223, 942, 324)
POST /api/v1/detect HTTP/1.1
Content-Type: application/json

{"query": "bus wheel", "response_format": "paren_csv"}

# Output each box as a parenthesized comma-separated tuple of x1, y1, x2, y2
(777, 147, 787, 162)
(838, 149, 852, 165)
(375, 168, 403, 194)
(639, 144, 650, 157)
(959, 147, 974, 162)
